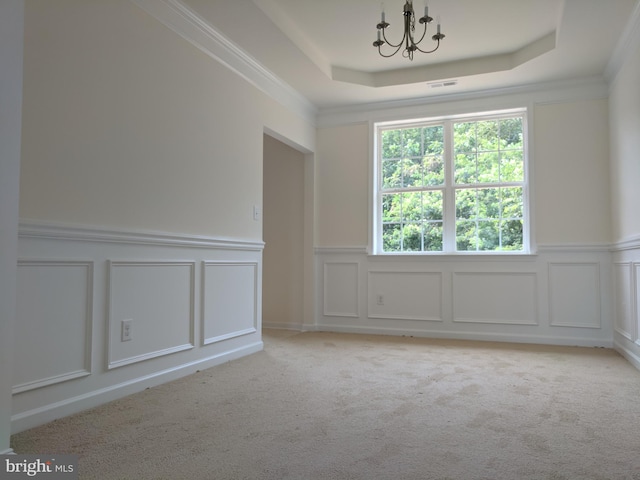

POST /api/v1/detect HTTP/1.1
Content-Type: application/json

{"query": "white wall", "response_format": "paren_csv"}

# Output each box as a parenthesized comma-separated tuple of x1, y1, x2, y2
(0, 0, 24, 454)
(263, 135, 305, 329)
(316, 124, 370, 247)
(609, 6, 640, 368)
(534, 99, 611, 245)
(315, 91, 613, 347)
(20, 0, 314, 239)
(609, 31, 640, 243)
(13, 0, 315, 433)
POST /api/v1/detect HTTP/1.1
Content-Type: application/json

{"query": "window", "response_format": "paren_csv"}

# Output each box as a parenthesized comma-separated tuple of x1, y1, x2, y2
(374, 109, 528, 254)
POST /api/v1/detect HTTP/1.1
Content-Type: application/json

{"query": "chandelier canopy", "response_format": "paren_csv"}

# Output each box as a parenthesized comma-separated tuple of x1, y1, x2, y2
(373, 0, 445, 60)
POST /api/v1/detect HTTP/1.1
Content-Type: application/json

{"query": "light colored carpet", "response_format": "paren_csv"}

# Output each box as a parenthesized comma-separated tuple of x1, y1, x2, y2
(11, 330, 640, 479)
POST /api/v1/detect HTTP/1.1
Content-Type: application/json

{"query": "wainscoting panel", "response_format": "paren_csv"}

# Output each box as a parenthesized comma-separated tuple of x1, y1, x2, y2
(613, 262, 634, 340)
(202, 262, 258, 344)
(14, 261, 93, 393)
(316, 246, 612, 346)
(612, 244, 640, 370)
(452, 272, 537, 325)
(548, 263, 601, 328)
(108, 261, 195, 369)
(636, 264, 640, 345)
(368, 271, 442, 321)
(323, 262, 359, 317)
(13, 221, 263, 433)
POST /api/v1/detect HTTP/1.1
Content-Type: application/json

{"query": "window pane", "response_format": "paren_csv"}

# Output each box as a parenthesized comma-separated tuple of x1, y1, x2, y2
(456, 189, 476, 219)
(382, 193, 402, 222)
(500, 150, 524, 182)
(402, 128, 421, 157)
(477, 120, 499, 151)
(455, 153, 476, 184)
(478, 220, 499, 251)
(478, 188, 500, 219)
(383, 223, 402, 251)
(423, 125, 444, 186)
(403, 158, 422, 188)
(402, 192, 423, 222)
(502, 187, 523, 219)
(477, 152, 499, 183)
(456, 220, 477, 251)
(501, 220, 523, 250)
(423, 155, 444, 186)
(382, 130, 401, 159)
(454, 122, 476, 153)
(423, 125, 444, 155)
(382, 159, 401, 189)
(381, 191, 444, 252)
(424, 190, 443, 221)
(456, 187, 523, 251)
(424, 223, 443, 251)
(402, 223, 422, 251)
(500, 117, 523, 149)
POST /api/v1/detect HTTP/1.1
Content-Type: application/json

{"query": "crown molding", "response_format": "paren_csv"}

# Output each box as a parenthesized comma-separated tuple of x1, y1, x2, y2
(604, 0, 640, 83)
(316, 76, 609, 128)
(129, 0, 317, 125)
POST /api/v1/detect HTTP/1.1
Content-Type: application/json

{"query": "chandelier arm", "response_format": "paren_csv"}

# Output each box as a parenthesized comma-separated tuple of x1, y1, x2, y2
(380, 28, 406, 49)
(377, 42, 405, 58)
(411, 18, 429, 46)
(413, 39, 441, 54)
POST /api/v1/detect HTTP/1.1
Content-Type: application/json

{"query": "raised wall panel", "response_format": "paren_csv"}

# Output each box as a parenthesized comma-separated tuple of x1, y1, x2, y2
(202, 262, 258, 345)
(14, 261, 93, 393)
(368, 271, 442, 321)
(108, 261, 195, 369)
(323, 262, 359, 317)
(635, 264, 640, 345)
(614, 262, 634, 340)
(452, 272, 537, 325)
(548, 263, 601, 328)
(15, 222, 265, 433)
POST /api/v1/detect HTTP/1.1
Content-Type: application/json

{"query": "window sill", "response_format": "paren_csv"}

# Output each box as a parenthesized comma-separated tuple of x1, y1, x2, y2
(368, 251, 537, 262)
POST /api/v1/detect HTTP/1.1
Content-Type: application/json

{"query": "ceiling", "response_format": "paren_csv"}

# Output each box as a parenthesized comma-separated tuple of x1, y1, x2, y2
(182, 0, 638, 111)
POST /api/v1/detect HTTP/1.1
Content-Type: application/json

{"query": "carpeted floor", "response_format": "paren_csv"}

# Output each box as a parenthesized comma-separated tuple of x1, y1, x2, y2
(11, 330, 640, 479)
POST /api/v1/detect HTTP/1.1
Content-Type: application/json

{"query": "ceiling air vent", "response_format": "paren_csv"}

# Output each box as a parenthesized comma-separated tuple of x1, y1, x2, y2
(428, 80, 458, 88)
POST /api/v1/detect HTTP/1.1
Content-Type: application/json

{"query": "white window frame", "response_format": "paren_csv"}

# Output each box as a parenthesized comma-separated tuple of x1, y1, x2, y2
(372, 108, 531, 255)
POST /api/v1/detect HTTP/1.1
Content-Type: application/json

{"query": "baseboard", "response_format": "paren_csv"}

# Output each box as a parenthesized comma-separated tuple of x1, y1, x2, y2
(0, 448, 15, 455)
(11, 341, 263, 434)
(315, 324, 613, 348)
(264, 324, 318, 333)
(263, 322, 311, 331)
(613, 340, 640, 371)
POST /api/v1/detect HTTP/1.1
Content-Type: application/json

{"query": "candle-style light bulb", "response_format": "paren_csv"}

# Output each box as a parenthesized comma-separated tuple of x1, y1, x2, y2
(381, 3, 385, 22)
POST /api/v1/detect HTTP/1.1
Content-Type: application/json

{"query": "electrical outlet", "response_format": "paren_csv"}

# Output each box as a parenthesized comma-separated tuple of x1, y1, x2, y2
(376, 294, 384, 306)
(121, 319, 133, 342)
(253, 205, 261, 221)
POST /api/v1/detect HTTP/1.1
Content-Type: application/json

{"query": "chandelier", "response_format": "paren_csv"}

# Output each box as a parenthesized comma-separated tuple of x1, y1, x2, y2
(373, 1, 445, 60)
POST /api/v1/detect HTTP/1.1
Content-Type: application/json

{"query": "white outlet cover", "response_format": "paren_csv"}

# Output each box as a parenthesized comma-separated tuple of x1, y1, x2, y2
(121, 319, 133, 342)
